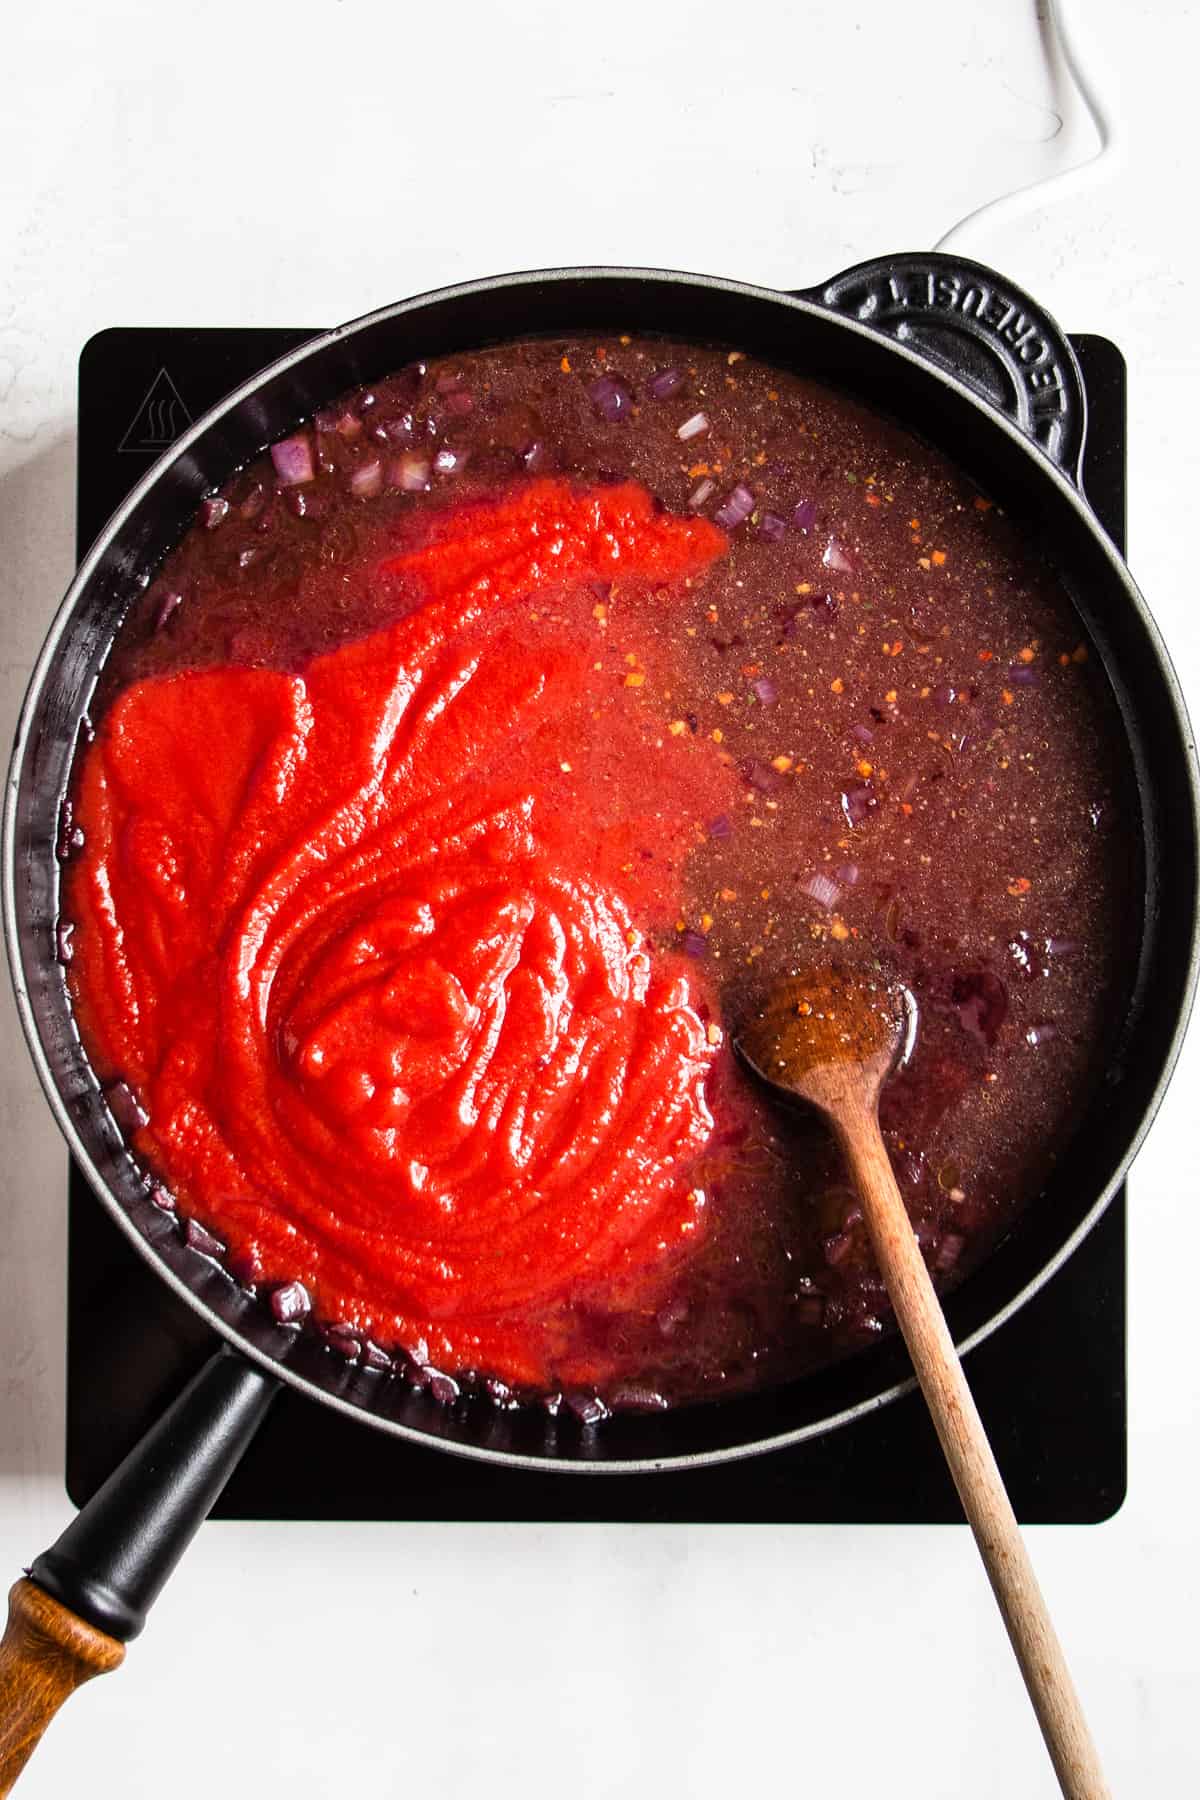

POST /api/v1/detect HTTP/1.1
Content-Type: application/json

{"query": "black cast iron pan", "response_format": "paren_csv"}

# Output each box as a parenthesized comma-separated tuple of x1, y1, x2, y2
(1, 254, 1197, 1777)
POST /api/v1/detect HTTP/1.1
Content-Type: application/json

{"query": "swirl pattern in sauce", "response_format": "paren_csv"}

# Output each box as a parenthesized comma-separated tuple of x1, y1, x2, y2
(67, 482, 732, 1385)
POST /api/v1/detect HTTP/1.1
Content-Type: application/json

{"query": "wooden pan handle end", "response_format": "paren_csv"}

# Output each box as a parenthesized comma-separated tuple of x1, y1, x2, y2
(0, 1579, 124, 1795)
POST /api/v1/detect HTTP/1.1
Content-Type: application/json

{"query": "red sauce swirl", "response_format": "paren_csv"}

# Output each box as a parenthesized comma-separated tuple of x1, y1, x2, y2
(68, 482, 731, 1385)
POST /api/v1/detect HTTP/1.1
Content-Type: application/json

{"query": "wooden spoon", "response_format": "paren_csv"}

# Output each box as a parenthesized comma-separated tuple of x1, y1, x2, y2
(735, 961, 1110, 1800)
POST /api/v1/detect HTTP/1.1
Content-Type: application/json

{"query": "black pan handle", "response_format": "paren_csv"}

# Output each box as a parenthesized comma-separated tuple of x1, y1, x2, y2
(794, 253, 1088, 489)
(28, 1345, 278, 1642)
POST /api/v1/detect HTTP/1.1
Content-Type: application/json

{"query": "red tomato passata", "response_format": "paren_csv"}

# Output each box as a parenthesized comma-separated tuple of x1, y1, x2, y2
(67, 481, 732, 1386)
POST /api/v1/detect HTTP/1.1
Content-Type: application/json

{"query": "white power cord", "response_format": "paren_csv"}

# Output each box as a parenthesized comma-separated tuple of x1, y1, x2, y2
(933, 0, 1124, 255)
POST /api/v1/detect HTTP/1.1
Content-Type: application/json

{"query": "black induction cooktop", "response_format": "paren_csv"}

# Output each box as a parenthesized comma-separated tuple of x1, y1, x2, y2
(66, 324, 1128, 1524)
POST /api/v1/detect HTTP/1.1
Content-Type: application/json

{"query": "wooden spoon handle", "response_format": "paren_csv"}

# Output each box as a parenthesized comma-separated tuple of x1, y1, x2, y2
(833, 1104, 1111, 1800)
(0, 1580, 124, 1794)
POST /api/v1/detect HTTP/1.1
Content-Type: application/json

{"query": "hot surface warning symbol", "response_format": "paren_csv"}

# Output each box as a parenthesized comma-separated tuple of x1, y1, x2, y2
(118, 367, 193, 452)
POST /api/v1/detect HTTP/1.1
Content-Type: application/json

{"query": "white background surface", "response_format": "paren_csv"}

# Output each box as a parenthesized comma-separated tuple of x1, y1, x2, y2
(1, 2, 1196, 1794)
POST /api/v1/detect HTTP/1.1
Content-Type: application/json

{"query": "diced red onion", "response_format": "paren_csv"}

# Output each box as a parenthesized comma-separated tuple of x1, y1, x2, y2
(935, 1233, 965, 1273)
(422, 1367, 460, 1407)
(149, 1184, 176, 1212)
(270, 434, 315, 486)
(792, 499, 817, 531)
(1007, 663, 1041, 687)
(565, 1393, 610, 1425)
(756, 510, 788, 543)
(335, 411, 362, 441)
(713, 484, 755, 531)
(850, 722, 874, 745)
(648, 368, 684, 400)
(484, 1377, 514, 1407)
(740, 756, 784, 794)
(184, 1218, 225, 1259)
(677, 411, 710, 442)
(588, 375, 633, 423)
(284, 487, 323, 520)
(390, 452, 431, 492)
(349, 459, 383, 500)
(824, 1229, 854, 1267)
(227, 1246, 264, 1288)
(610, 1385, 669, 1413)
(933, 683, 958, 708)
(687, 478, 716, 511)
(433, 446, 464, 475)
(270, 1280, 311, 1325)
(822, 535, 856, 574)
(751, 676, 777, 706)
(1025, 1020, 1059, 1048)
(373, 413, 416, 447)
(800, 871, 841, 911)
(106, 1080, 148, 1135)
(680, 929, 707, 958)
(360, 1341, 393, 1371)
(1045, 936, 1078, 957)
(840, 783, 879, 828)
(239, 485, 267, 521)
(707, 812, 733, 840)
(325, 1327, 362, 1361)
(55, 920, 75, 965)
(200, 496, 229, 529)
(836, 862, 860, 886)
